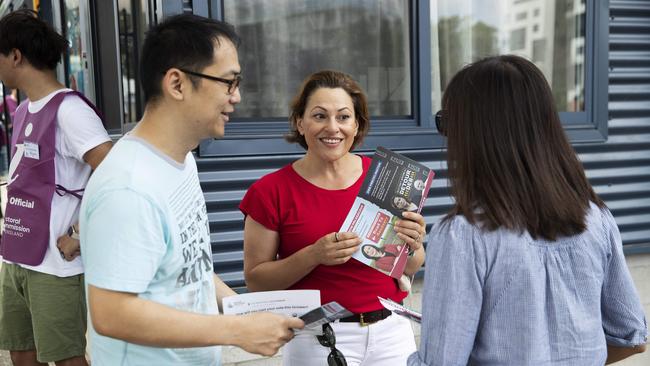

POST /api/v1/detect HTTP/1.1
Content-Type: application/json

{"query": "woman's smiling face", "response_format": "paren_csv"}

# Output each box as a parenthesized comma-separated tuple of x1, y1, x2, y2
(297, 87, 358, 162)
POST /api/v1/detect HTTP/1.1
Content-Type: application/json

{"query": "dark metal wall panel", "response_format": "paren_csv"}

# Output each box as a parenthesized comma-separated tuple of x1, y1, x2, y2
(199, 0, 650, 288)
(600, 0, 650, 250)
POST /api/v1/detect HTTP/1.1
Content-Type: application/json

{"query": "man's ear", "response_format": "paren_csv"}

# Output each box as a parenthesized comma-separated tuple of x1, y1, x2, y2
(162, 68, 185, 101)
(11, 48, 23, 67)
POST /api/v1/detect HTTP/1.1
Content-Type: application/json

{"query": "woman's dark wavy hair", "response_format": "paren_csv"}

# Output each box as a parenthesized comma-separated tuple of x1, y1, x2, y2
(286, 70, 370, 150)
(442, 55, 604, 240)
(0, 9, 68, 70)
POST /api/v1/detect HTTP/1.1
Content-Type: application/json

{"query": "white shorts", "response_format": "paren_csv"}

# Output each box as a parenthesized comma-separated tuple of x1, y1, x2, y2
(283, 313, 416, 366)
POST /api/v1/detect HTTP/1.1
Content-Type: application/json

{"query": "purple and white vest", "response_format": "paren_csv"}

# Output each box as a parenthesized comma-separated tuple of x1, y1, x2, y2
(0, 91, 98, 265)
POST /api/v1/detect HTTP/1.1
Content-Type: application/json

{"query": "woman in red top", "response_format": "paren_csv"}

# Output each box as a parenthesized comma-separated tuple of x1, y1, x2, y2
(240, 70, 426, 366)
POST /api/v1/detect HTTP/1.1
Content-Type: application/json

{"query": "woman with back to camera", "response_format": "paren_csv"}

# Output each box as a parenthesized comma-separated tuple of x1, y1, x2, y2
(408, 55, 647, 366)
(240, 70, 426, 366)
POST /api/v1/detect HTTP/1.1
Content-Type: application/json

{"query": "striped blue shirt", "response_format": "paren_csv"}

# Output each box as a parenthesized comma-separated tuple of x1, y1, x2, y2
(408, 203, 647, 366)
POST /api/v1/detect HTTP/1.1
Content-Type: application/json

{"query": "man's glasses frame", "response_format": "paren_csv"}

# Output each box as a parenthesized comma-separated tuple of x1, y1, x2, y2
(178, 68, 242, 95)
(316, 323, 347, 366)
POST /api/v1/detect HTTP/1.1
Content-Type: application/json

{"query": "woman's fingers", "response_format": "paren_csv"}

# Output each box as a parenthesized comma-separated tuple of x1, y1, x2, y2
(319, 232, 361, 265)
(394, 216, 425, 254)
(337, 245, 360, 257)
(397, 232, 422, 251)
(332, 231, 359, 242)
(401, 211, 425, 225)
(333, 237, 360, 259)
(395, 221, 424, 237)
(330, 232, 361, 251)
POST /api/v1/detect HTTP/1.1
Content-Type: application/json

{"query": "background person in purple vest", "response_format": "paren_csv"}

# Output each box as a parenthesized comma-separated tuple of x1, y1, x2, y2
(0, 9, 112, 366)
(79, 14, 303, 366)
(0, 88, 16, 176)
(0, 88, 17, 121)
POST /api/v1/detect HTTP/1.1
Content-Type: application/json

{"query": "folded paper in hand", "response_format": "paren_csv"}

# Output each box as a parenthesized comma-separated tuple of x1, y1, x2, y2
(341, 147, 435, 279)
(222, 290, 320, 317)
(222, 290, 352, 333)
(378, 296, 421, 323)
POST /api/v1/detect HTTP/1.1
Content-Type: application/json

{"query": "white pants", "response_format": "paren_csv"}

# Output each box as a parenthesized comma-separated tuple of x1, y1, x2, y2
(283, 314, 416, 366)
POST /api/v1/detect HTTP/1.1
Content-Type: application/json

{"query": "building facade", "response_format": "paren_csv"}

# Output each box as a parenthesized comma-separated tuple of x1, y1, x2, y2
(0, 0, 648, 364)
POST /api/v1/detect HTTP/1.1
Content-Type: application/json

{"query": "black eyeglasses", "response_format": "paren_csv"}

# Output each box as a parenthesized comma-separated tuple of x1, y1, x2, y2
(178, 68, 242, 95)
(435, 110, 446, 136)
(316, 323, 347, 366)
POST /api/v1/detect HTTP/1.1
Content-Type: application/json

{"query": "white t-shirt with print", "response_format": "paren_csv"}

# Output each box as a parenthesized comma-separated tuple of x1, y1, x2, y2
(80, 136, 220, 365)
(2, 88, 111, 277)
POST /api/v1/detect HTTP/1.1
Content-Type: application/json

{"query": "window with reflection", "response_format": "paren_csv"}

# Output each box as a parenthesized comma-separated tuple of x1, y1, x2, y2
(62, 1, 83, 92)
(431, 0, 585, 113)
(61, 0, 94, 99)
(223, 0, 411, 118)
(117, 0, 150, 124)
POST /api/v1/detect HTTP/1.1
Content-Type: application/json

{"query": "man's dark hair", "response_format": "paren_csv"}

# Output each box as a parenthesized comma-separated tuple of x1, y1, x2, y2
(140, 14, 240, 104)
(0, 9, 68, 70)
(442, 55, 605, 241)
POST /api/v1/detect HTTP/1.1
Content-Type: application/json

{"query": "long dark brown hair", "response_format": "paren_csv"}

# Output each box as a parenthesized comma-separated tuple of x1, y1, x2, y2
(442, 55, 604, 240)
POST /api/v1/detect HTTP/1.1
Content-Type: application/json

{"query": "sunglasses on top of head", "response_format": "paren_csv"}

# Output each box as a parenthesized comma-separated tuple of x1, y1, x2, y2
(435, 110, 446, 136)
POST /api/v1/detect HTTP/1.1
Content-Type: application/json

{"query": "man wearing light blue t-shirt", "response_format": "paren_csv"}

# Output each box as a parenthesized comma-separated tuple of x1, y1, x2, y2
(80, 14, 303, 366)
